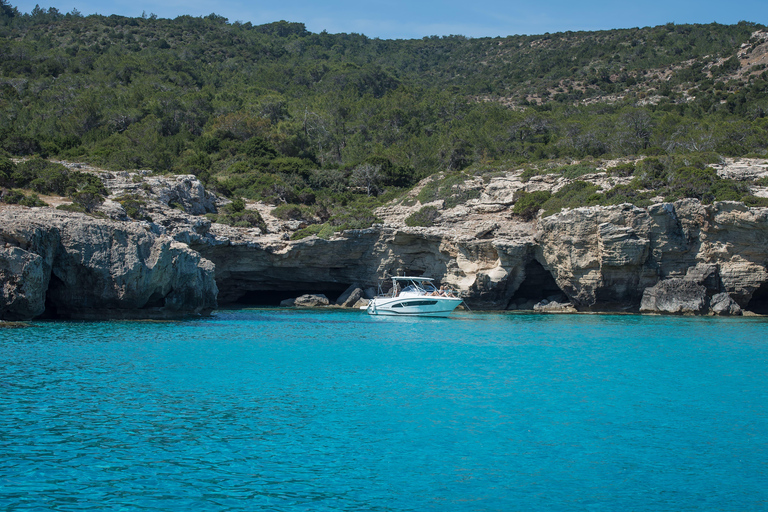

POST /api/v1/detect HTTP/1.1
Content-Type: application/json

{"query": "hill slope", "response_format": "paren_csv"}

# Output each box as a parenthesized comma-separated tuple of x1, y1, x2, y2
(2, 4, 768, 228)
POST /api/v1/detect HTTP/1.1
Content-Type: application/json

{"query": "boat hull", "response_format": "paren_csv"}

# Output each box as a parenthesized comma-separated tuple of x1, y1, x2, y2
(366, 296, 463, 317)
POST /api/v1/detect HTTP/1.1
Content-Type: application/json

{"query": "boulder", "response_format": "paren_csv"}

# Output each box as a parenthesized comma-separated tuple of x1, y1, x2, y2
(640, 279, 708, 315)
(533, 300, 577, 313)
(336, 283, 364, 307)
(293, 294, 330, 307)
(685, 263, 722, 295)
(0, 246, 46, 320)
(710, 292, 742, 316)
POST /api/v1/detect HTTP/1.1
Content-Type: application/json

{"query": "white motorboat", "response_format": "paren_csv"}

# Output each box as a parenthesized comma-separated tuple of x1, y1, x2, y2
(364, 276, 464, 317)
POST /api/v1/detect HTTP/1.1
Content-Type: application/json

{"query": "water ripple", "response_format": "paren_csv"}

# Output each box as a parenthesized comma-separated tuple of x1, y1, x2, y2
(1, 312, 767, 511)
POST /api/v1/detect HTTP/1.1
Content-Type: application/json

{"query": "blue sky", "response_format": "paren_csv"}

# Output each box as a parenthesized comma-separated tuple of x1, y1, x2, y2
(10, 0, 768, 39)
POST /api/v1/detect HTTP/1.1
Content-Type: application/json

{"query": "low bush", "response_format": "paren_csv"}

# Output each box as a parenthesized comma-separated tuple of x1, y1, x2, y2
(512, 190, 552, 220)
(272, 203, 315, 221)
(290, 223, 336, 240)
(0, 189, 47, 207)
(70, 185, 104, 212)
(405, 205, 440, 227)
(206, 209, 268, 232)
(12, 157, 107, 197)
(607, 162, 635, 177)
(541, 181, 602, 216)
(416, 172, 479, 208)
(116, 194, 152, 221)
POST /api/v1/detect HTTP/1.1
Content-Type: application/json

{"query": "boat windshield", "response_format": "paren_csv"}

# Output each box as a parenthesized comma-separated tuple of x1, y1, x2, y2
(398, 281, 437, 295)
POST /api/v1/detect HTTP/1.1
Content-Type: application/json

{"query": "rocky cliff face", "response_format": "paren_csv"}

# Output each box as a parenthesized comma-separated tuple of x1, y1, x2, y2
(0, 207, 217, 320)
(3, 159, 768, 319)
(536, 200, 768, 312)
(190, 199, 768, 314)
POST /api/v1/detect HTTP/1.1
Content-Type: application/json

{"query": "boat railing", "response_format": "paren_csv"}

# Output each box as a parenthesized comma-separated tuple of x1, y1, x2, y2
(375, 278, 461, 299)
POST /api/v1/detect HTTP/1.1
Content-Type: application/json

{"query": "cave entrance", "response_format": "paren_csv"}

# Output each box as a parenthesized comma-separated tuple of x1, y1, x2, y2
(507, 259, 566, 310)
(39, 274, 66, 319)
(747, 281, 768, 315)
(229, 283, 352, 307)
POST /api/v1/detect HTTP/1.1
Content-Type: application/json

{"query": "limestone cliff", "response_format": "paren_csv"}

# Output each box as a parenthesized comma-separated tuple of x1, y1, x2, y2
(0, 206, 217, 320)
(3, 158, 768, 319)
(536, 200, 768, 311)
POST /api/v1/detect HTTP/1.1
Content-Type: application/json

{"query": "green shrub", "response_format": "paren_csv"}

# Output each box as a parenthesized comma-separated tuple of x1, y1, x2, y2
(520, 167, 545, 182)
(607, 162, 636, 177)
(290, 223, 324, 240)
(57, 203, 86, 213)
(1, 189, 25, 204)
(632, 157, 669, 190)
(272, 203, 314, 221)
(11, 158, 107, 197)
(317, 223, 336, 239)
(558, 164, 599, 180)
(416, 180, 440, 203)
(71, 185, 104, 212)
(116, 194, 152, 221)
(416, 172, 478, 207)
(405, 205, 440, 227)
(0, 156, 15, 187)
(444, 188, 480, 209)
(207, 209, 267, 232)
(180, 152, 212, 175)
(1, 189, 47, 207)
(290, 223, 336, 240)
(743, 195, 768, 207)
(513, 190, 552, 220)
(227, 197, 245, 213)
(541, 181, 602, 216)
(242, 137, 277, 159)
(269, 157, 314, 178)
(327, 204, 380, 231)
(663, 166, 745, 204)
(19, 193, 47, 207)
(600, 184, 653, 207)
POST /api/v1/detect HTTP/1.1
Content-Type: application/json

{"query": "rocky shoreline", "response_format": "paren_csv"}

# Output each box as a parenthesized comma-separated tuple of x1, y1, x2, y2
(3, 160, 768, 320)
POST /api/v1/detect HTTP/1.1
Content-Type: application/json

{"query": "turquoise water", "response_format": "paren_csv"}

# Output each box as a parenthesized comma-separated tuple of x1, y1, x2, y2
(1, 310, 767, 511)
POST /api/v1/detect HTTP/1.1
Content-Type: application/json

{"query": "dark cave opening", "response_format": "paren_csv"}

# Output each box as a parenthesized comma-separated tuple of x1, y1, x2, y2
(143, 290, 167, 309)
(39, 274, 66, 319)
(228, 283, 352, 307)
(507, 260, 566, 310)
(747, 281, 768, 315)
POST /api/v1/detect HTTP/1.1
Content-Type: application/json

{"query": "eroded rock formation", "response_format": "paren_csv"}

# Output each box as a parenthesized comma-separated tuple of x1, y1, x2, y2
(0, 207, 217, 320)
(3, 159, 768, 319)
(536, 200, 768, 313)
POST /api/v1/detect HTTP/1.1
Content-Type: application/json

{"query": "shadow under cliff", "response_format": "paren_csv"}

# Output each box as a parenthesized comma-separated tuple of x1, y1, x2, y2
(747, 281, 768, 314)
(506, 259, 567, 310)
(228, 283, 351, 307)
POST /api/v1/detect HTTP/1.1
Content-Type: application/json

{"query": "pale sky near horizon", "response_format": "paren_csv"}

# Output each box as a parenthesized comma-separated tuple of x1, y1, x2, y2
(8, 0, 768, 40)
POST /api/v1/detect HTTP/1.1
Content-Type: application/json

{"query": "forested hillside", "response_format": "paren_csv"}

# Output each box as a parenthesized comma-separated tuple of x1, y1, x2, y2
(2, 1, 768, 229)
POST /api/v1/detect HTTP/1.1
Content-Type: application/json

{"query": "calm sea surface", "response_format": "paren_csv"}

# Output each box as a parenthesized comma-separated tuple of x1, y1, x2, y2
(1, 310, 767, 511)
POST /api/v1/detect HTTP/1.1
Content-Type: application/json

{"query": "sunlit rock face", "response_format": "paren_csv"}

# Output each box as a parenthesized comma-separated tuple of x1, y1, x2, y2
(535, 200, 768, 313)
(0, 207, 217, 320)
(3, 162, 768, 319)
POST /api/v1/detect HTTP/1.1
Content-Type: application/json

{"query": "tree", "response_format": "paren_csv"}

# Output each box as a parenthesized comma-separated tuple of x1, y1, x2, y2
(1, 0, 19, 18)
(71, 185, 104, 212)
(618, 108, 654, 152)
(352, 163, 383, 196)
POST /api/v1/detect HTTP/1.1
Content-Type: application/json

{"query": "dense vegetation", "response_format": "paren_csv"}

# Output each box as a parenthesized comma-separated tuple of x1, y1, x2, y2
(2, 1, 768, 225)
